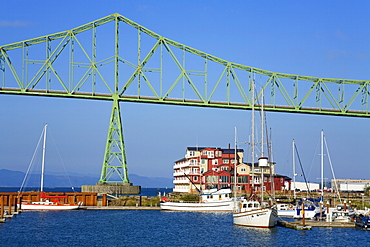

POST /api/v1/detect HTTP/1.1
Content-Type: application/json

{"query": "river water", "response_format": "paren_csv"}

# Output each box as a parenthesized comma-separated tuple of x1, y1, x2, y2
(1, 209, 369, 247)
(1, 188, 369, 246)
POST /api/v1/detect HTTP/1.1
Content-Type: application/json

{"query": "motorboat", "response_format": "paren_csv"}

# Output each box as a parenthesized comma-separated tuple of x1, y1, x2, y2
(233, 195, 278, 228)
(277, 203, 296, 217)
(355, 216, 370, 230)
(330, 203, 355, 223)
(232, 84, 277, 228)
(160, 188, 234, 211)
(293, 198, 324, 219)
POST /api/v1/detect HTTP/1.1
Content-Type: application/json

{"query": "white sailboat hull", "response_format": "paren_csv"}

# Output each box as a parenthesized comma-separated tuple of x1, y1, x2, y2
(18, 202, 81, 210)
(160, 200, 234, 211)
(233, 207, 278, 228)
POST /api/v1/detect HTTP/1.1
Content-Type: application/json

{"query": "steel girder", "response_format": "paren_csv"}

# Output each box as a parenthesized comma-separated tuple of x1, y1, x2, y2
(1, 13, 370, 183)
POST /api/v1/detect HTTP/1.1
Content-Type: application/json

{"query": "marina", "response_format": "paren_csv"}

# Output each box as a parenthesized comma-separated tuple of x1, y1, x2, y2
(1, 4, 370, 246)
(1, 209, 370, 247)
(0, 192, 365, 231)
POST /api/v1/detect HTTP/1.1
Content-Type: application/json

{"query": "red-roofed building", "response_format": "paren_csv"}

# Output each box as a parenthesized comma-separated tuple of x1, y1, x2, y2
(173, 146, 290, 194)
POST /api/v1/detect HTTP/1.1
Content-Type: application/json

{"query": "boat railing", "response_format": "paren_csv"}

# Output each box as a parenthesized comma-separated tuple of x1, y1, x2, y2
(162, 198, 200, 203)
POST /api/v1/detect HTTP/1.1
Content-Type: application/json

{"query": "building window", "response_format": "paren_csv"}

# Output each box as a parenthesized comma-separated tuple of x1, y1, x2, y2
(189, 151, 195, 157)
(201, 159, 207, 165)
(207, 176, 218, 184)
(220, 176, 228, 183)
(190, 159, 197, 165)
(221, 166, 228, 171)
(212, 159, 218, 165)
(223, 159, 229, 164)
(194, 176, 198, 181)
(238, 176, 248, 184)
(202, 150, 214, 158)
(241, 168, 246, 172)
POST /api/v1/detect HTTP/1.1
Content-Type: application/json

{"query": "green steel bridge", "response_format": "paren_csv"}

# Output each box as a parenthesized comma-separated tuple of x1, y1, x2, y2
(1, 13, 369, 184)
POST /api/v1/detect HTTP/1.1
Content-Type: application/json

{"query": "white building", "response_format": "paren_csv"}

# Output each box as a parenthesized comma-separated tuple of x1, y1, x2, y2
(332, 179, 370, 192)
(285, 181, 320, 191)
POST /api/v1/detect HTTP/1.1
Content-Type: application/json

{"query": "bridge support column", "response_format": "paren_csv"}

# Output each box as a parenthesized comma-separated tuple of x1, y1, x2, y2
(82, 97, 140, 195)
(99, 97, 129, 184)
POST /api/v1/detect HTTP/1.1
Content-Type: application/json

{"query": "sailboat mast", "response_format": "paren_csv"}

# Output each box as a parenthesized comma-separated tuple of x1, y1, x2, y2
(261, 88, 264, 201)
(234, 127, 237, 209)
(40, 124, 47, 193)
(292, 139, 296, 199)
(321, 130, 324, 198)
(251, 80, 255, 191)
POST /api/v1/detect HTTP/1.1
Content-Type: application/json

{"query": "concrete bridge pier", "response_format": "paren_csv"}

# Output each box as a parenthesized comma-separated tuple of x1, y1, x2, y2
(81, 183, 141, 195)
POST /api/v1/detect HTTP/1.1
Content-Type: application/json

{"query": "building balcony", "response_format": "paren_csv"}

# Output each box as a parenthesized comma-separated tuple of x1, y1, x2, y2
(173, 171, 200, 177)
(173, 179, 190, 184)
(173, 162, 199, 169)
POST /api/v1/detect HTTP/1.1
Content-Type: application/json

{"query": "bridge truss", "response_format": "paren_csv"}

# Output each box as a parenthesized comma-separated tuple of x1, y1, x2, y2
(1, 13, 369, 184)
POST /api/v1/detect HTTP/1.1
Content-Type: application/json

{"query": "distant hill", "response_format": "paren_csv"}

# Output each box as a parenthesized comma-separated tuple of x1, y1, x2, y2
(129, 174, 173, 188)
(0, 169, 173, 188)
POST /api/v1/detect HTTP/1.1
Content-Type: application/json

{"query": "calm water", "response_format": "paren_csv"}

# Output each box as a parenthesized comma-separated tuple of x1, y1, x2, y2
(1, 210, 369, 247)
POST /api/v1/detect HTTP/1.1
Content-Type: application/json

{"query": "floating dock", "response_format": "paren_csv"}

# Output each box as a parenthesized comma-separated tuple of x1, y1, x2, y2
(278, 220, 355, 230)
(277, 220, 312, 230)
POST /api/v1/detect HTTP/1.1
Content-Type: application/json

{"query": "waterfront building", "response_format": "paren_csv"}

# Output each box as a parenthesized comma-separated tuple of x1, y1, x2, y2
(331, 179, 370, 192)
(284, 181, 320, 192)
(173, 146, 290, 194)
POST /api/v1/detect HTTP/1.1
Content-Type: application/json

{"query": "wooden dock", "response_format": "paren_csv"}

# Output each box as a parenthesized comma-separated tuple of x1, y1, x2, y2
(278, 220, 355, 230)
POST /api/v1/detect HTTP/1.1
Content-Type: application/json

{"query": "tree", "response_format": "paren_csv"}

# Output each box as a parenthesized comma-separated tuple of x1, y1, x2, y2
(364, 185, 370, 196)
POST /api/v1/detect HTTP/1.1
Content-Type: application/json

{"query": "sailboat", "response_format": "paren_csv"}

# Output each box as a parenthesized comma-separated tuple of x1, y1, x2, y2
(277, 140, 297, 217)
(292, 131, 327, 219)
(18, 124, 82, 210)
(233, 85, 277, 228)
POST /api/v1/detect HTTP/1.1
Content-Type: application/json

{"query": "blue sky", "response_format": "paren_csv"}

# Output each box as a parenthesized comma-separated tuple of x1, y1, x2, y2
(0, 1, 369, 185)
